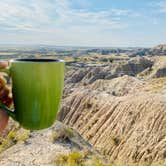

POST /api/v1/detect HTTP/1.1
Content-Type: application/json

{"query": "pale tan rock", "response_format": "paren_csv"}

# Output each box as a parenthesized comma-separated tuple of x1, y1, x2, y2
(59, 74, 166, 166)
(0, 122, 105, 166)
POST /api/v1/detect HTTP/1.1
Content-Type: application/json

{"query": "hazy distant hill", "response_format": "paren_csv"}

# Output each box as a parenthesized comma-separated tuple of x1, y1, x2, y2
(0, 44, 166, 59)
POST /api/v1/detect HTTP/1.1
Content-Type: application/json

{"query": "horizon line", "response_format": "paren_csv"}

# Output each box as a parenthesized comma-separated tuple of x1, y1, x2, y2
(0, 43, 161, 49)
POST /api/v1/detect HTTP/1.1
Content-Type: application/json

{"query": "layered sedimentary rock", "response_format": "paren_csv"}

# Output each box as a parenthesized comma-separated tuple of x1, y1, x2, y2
(59, 75, 166, 166)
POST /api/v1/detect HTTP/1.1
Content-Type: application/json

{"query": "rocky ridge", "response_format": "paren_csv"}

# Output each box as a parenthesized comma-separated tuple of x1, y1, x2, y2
(0, 121, 108, 166)
(59, 56, 166, 166)
(64, 57, 154, 97)
(59, 75, 166, 166)
(0, 54, 166, 166)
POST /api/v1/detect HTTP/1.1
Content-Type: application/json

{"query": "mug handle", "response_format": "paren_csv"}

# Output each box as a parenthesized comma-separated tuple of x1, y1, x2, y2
(0, 67, 16, 120)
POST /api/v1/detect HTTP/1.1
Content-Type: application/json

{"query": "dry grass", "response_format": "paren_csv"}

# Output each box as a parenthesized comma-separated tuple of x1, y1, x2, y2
(143, 77, 166, 93)
(0, 130, 30, 153)
(54, 150, 113, 166)
(151, 160, 166, 166)
(50, 127, 75, 143)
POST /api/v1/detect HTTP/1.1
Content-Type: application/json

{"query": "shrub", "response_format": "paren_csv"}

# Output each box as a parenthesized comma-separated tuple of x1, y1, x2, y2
(111, 136, 120, 146)
(0, 130, 30, 153)
(54, 151, 113, 166)
(55, 151, 84, 166)
(51, 128, 74, 143)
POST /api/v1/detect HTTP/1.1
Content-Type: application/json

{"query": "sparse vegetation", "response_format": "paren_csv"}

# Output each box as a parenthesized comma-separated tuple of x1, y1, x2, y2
(111, 136, 120, 146)
(0, 139, 10, 150)
(51, 127, 75, 143)
(54, 151, 112, 166)
(91, 156, 105, 166)
(7, 131, 17, 140)
(140, 77, 166, 93)
(0, 130, 30, 153)
(0, 131, 17, 152)
(17, 133, 30, 142)
(55, 151, 85, 166)
(100, 58, 108, 63)
(151, 160, 166, 166)
(86, 102, 92, 108)
(65, 128, 74, 137)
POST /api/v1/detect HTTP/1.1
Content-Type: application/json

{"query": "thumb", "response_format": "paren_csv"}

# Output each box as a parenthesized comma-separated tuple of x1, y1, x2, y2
(0, 109, 9, 132)
(0, 61, 9, 69)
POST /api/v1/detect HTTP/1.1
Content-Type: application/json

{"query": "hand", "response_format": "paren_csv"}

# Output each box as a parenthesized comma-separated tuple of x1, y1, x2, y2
(0, 61, 10, 132)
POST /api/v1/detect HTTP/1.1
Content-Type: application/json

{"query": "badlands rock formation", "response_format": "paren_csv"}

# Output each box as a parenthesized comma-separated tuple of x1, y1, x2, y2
(64, 57, 154, 98)
(59, 57, 166, 166)
(0, 121, 107, 166)
(137, 57, 166, 79)
(0, 55, 166, 166)
(150, 45, 166, 55)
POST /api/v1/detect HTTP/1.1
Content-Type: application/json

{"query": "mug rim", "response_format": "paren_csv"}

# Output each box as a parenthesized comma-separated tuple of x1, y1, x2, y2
(10, 58, 64, 63)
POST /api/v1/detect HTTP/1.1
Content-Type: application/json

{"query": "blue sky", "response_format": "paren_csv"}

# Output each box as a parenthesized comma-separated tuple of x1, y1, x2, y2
(0, 0, 166, 47)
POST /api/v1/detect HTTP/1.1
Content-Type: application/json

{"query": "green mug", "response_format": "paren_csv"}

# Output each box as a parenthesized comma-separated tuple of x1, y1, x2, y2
(0, 59, 65, 130)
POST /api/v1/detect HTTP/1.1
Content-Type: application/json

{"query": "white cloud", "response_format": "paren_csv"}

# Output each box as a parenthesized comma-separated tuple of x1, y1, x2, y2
(151, 1, 166, 13)
(0, 0, 53, 30)
(0, 0, 132, 32)
(0, 0, 146, 46)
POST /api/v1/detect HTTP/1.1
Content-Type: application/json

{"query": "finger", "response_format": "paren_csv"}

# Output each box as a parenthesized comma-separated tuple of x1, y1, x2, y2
(0, 86, 10, 100)
(0, 109, 9, 132)
(3, 97, 13, 107)
(0, 61, 9, 69)
(0, 76, 6, 90)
